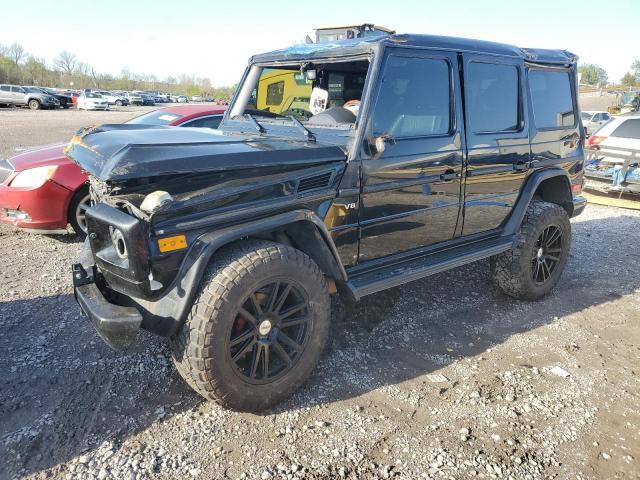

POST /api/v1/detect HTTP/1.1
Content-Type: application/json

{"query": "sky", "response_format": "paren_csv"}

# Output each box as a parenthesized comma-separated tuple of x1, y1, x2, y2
(1, 0, 638, 86)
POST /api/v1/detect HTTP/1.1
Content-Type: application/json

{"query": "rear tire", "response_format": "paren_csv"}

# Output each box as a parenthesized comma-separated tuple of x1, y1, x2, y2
(28, 99, 40, 110)
(171, 240, 330, 411)
(491, 200, 571, 300)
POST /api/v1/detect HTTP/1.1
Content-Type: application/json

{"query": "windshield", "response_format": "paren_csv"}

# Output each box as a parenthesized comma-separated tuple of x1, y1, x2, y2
(86, 93, 102, 98)
(232, 59, 370, 129)
(581, 112, 593, 121)
(24, 87, 41, 93)
(126, 110, 183, 126)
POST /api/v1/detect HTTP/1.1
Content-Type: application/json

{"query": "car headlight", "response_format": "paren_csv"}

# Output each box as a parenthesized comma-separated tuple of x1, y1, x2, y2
(10, 166, 58, 188)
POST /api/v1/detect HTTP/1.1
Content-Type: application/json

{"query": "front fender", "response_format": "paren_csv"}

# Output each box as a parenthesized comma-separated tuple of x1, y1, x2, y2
(131, 209, 345, 337)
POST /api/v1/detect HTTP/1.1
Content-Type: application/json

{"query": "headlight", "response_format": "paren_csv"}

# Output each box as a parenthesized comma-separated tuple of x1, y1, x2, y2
(10, 166, 57, 188)
(140, 190, 173, 213)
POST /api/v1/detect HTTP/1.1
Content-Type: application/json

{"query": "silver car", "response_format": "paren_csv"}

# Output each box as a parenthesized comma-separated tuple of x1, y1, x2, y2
(581, 110, 612, 135)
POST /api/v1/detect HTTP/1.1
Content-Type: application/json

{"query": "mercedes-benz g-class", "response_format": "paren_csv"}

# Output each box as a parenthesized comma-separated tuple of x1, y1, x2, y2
(68, 33, 586, 411)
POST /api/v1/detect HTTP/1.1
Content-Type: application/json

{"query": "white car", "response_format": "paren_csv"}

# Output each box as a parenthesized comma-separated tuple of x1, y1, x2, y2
(585, 114, 640, 193)
(581, 110, 612, 135)
(77, 92, 109, 111)
(93, 90, 128, 106)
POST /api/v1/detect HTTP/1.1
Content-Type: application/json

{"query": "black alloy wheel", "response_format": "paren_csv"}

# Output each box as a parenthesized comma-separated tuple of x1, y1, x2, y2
(531, 225, 563, 285)
(228, 280, 311, 384)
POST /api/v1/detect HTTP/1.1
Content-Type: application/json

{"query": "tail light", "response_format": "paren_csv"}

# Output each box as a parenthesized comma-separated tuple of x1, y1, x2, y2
(587, 135, 606, 147)
(571, 182, 583, 195)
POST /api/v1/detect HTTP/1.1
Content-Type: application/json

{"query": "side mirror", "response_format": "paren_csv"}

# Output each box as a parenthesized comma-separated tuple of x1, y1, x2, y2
(368, 134, 396, 157)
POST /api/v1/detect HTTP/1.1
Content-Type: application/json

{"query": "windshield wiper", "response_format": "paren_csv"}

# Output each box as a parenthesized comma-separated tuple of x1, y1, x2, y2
(243, 113, 266, 134)
(288, 115, 316, 143)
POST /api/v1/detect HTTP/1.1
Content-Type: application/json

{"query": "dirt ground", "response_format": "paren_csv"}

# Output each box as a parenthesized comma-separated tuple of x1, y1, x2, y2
(0, 107, 639, 480)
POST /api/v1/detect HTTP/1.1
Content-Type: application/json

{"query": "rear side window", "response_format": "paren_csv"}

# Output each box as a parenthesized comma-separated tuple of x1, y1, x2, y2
(529, 70, 575, 129)
(372, 56, 451, 138)
(611, 119, 640, 139)
(0, 85, 9, 91)
(466, 62, 519, 133)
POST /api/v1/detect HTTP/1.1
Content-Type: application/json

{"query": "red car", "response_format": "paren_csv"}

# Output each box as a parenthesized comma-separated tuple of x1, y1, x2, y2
(0, 105, 226, 235)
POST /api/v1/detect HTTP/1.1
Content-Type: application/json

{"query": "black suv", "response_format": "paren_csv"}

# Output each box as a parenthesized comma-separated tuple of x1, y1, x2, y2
(68, 33, 586, 411)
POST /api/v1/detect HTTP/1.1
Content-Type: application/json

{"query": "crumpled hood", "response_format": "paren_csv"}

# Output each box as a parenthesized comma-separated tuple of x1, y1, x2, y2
(64, 124, 347, 181)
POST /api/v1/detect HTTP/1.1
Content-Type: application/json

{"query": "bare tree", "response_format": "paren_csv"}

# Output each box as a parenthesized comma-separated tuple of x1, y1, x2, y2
(8, 43, 26, 65)
(54, 51, 77, 75)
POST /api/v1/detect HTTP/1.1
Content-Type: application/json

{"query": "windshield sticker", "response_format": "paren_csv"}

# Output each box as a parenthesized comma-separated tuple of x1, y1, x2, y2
(310, 87, 329, 115)
(158, 114, 180, 121)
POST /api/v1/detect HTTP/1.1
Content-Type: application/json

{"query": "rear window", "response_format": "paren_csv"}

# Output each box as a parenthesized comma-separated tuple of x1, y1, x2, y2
(127, 110, 184, 126)
(529, 70, 575, 129)
(611, 118, 640, 139)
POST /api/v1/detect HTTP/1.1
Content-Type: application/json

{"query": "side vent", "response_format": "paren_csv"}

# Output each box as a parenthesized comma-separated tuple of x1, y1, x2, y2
(297, 172, 332, 193)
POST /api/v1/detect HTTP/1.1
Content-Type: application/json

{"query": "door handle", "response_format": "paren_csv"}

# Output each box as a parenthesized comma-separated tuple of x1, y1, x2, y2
(439, 171, 458, 181)
(513, 161, 528, 172)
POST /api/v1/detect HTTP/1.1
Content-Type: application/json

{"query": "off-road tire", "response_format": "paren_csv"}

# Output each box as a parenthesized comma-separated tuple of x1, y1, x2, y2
(28, 99, 40, 110)
(171, 240, 330, 411)
(491, 200, 571, 300)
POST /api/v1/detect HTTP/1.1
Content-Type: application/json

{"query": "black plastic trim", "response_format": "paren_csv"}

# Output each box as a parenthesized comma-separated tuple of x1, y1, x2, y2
(75, 282, 143, 350)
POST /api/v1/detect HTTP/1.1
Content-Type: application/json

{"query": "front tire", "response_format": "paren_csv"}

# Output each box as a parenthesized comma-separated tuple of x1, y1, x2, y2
(68, 187, 91, 237)
(172, 240, 331, 411)
(28, 99, 40, 110)
(491, 200, 571, 300)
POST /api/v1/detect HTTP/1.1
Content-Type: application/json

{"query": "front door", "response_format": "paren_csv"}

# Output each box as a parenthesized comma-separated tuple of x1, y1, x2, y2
(461, 54, 530, 236)
(358, 48, 464, 263)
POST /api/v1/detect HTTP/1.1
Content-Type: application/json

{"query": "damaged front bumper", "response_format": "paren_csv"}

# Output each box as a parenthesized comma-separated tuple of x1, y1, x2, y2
(73, 263, 143, 350)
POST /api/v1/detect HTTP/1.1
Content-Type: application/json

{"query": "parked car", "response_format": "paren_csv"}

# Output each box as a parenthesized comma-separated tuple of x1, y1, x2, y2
(0, 84, 59, 109)
(133, 91, 155, 106)
(581, 110, 612, 135)
(27, 87, 73, 109)
(93, 90, 129, 106)
(124, 92, 144, 105)
(176, 95, 188, 103)
(585, 114, 640, 193)
(0, 105, 227, 235)
(77, 92, 109, 110)
(191, 95, 204, 102)
(67, 33, 586, 412)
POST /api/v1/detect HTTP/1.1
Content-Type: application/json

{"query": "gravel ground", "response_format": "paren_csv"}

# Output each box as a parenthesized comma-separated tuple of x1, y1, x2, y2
(1, 109, 639, 480)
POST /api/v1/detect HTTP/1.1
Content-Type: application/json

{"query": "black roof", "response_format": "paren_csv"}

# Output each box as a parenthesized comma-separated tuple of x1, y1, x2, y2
(252, 33, 577, 66)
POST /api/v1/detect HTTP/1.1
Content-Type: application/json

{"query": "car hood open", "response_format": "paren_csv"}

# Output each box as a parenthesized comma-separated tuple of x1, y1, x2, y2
(64, 124, 347, 182)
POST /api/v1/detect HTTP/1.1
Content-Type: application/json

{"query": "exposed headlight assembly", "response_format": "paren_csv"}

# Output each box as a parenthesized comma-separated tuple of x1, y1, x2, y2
(10, 166, 57, 188)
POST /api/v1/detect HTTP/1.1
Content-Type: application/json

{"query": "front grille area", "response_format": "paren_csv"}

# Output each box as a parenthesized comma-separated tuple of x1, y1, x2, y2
(0, 160, 15, 184)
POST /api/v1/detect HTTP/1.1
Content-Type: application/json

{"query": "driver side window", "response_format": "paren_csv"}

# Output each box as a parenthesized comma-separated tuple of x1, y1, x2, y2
(372, 55, 451, 138)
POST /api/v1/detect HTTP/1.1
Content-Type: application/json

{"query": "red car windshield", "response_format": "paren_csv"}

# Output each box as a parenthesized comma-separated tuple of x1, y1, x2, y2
(127, 111, 184, 126)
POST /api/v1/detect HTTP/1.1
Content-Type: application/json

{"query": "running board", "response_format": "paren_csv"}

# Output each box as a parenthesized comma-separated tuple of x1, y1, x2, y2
(345, 236, 514, 301)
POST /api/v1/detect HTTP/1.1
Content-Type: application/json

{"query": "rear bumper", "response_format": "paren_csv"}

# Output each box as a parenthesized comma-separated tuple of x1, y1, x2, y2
(73, 264, 143, 350)
(572, 195, 587, 217)
(0, 179, 73, 230)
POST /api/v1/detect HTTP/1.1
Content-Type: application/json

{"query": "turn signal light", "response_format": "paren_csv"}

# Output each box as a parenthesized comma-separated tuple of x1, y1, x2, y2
(158, 234, 187, 253)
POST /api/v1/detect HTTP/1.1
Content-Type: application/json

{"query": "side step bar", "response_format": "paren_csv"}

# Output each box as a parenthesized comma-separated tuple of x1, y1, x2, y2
(345, 236, 514, 301)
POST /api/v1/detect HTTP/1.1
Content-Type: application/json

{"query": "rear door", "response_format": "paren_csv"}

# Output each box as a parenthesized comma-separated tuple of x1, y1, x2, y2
(461, 55, 530, 236)
(358, 48, 464, 262)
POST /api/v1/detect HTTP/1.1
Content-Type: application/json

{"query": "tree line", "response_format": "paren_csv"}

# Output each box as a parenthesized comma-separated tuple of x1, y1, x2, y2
(578, 60, 640, 88)
(0, 42, 236, 99)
